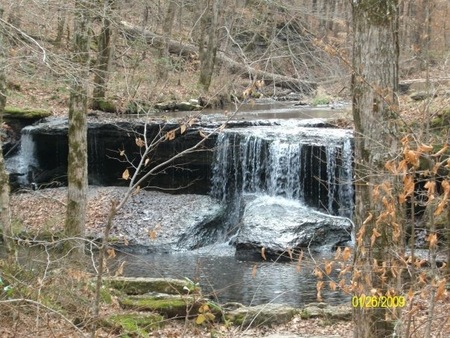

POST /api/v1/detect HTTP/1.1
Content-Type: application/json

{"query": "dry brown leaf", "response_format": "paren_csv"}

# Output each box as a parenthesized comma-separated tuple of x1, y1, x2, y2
(418, 143, 434, 153)
(122, 168, 130, 180)
(362, 212, 373, 225)
(427, 233, 438, 249)
(404, 150, 420, 167)
(325, 261, 332, 275)
(252, 264, 258, 278)
(435, 279, 447, 301)
(261, 247, 267, 261)
(329, 281, 337, 291)
(166, 129, 176, 141)
(342, 247, 352, 261)
(180, 124, 187, 134)
(107, 248, 116, 259)
(135, 137, 145, 148)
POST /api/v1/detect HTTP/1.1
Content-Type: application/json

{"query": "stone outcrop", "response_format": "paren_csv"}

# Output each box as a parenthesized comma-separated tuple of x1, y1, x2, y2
(235, 196, 353, 259)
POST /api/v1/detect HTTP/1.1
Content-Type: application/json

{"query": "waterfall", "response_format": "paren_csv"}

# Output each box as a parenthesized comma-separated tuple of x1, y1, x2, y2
(210, 125, 354, 220)
(6, 129, 38, 186)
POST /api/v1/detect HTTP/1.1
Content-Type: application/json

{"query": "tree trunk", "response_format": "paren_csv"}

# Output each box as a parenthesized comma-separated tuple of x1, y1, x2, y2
(0, 14, 14, 258)
(92, 0, 115, 110)
(198, 0, 220, 92)
(65, 0, 91, 255)
(157, 0, 177, 80)
(351, 1, 402, 337)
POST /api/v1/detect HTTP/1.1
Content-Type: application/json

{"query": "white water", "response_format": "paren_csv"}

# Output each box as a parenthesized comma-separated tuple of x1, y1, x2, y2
(6, 130, 38, 185)
(211, 122, 354, 218)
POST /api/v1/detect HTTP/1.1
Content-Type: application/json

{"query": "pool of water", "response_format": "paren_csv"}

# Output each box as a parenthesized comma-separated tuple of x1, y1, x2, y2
(108, 243, 350, 307)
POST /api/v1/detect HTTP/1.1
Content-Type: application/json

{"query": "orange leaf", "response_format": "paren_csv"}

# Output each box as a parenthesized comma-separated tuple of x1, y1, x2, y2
(261, 247, 267, 261)
(180, 124, 187, 134)
(418, 143, 433, 153)
(313, 267, 323, 280)
(362, 212, 373, 225)
(435, 279, 447, 301)
(403, 174, 415, 198)
(122, 169, 130, 180)
(342, 247, 352, 261)
(148, 229, 158, 240)
(107, 248, 116, 259)
(434, 199, 447, 216)
(166, 130, 176, 141)
(329, 281, 337, 291)
(404, 150, 419, 167)
(427, 233, 438, 249)
(135, 137, 145, 147)
(325, 261, 333, 275)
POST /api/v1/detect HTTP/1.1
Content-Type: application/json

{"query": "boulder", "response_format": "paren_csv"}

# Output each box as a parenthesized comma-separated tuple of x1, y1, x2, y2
(119, 294, 200, 318)
(105, 276, 190, 295)
(235, 196, 352, 259)
(301, 302, 352, 321)
(225, 303, 297, 327)
(102, 313, 164, 335)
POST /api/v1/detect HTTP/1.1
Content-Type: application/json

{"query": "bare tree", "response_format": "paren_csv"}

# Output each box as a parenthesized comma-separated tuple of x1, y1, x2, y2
(92, 0, 115, 111)
(351, 1, 402, 337)
(198, 0, 221, 92)
(0, 4, 13, 258)
(65, 0, 92, 254)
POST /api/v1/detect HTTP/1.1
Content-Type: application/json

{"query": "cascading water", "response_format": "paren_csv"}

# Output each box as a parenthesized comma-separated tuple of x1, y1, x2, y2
(210, 123, 354, 225)
(6, 128, 38, 186)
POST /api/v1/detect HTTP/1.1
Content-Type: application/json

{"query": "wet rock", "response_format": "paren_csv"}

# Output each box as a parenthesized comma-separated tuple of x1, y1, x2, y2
(235, 196, 352, 258)
(225, 303, 297, 327)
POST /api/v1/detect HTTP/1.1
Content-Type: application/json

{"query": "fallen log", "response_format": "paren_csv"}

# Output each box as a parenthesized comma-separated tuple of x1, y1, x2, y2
(119, 21, 316, 93)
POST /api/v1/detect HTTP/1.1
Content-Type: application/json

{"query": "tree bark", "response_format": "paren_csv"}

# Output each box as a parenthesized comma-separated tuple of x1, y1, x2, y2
(65, 0, 91, 255)
(0, 14, 14, 258)
(198, 0, 220, 92)
(157, 0, 177, 80)
(92, 0, 115, 110)
(119, 21, 316, 93)
(352, 1, 402, 337)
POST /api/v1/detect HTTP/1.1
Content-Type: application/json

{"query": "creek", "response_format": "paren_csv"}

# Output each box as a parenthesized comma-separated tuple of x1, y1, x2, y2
(4, 102, 354, 307)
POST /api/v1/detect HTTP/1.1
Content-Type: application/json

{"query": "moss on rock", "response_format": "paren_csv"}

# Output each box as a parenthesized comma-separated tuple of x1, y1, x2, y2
(105, 276, 190, 295)
(119, 295, 197, 318)
(3, 106, 51, 120)
(104, 312, 164, 337)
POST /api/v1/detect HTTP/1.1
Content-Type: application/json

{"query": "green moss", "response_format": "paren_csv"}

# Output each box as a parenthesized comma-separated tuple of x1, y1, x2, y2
(3, 106, 51, 119)
(105, 313, 164, 337)
(106, 277, 189, 295)
(311, 95, 331, 106)
(120, 296, 191, 317)
(91, 99, 117, 113)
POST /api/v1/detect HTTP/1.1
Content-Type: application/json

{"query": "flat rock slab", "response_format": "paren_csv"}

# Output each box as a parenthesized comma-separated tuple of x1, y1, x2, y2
(226, 303, 297, 327)
(105, 276, 190, 295)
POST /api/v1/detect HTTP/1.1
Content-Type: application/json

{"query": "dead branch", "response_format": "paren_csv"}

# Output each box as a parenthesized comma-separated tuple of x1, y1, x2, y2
(119, 21, 316, 93)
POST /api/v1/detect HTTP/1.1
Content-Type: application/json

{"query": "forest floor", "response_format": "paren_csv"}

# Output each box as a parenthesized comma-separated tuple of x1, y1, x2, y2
(5, 186, 450, 337)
